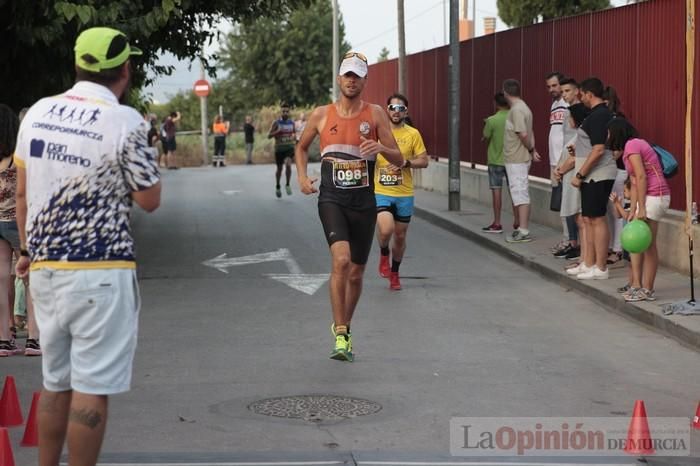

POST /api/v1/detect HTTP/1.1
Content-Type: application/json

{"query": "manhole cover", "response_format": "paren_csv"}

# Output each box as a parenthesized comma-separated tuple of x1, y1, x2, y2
(248, 395, 382, 422)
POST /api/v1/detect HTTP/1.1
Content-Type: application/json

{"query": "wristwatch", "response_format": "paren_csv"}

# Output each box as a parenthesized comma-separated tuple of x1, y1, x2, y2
(19, 248, 29, 257)
(402, 159, 412, 169)
(575, 172, 586, 180)
(527, 147, 535, 154)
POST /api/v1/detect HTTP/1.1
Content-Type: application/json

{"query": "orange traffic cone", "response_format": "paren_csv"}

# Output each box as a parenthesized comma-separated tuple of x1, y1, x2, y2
(624, 400, 655, 455)
(693, 401, 700, 430)
(20, 392, 39, 447)
(0, 427, 15, 466)
(0, 377, 22, 427)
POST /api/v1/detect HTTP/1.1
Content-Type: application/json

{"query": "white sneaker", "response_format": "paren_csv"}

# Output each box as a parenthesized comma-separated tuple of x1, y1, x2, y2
(566, 263, 590, 276)
(577, 265, 609, 280)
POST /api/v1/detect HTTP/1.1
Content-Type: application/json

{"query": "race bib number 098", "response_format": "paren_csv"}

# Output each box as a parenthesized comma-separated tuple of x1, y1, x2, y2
(332, 159, 369, 189)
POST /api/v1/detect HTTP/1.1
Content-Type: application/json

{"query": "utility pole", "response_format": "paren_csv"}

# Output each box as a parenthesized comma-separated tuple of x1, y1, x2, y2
(397, 0, 407, 95)
(200, 56, 208, 167)
(472, 0, 476, 38)
(448, 0, 461, 211)
(332, 0, 339, 100)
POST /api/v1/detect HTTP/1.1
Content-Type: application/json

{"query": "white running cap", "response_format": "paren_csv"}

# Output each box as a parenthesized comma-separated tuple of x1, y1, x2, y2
(339, 54, 368, 78)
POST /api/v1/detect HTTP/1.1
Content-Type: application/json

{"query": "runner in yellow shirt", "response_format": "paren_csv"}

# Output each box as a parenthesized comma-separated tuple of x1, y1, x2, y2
(375, 93, 430, 290)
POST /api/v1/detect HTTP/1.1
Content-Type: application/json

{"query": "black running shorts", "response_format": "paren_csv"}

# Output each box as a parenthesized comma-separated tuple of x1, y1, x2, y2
(275, 147, 295, 168)
(318, 202, 376, 265)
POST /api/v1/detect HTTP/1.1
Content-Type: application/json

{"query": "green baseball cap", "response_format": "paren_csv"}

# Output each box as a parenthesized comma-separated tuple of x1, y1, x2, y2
(74, 27, 142, 72)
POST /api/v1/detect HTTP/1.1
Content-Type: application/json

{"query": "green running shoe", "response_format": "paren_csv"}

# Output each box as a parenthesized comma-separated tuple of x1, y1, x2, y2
(285, 185, 292, 195)
(330, 323, 353, 356)
(330, 334, 351, 361)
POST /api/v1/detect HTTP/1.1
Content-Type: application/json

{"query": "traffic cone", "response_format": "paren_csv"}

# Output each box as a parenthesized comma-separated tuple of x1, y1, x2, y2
(693, 401, 700, 430)
(624, 400, 655, 455)
(20, 392, 39, 447)
(0, 427, 15, 466)
(0, 377, 22, 427)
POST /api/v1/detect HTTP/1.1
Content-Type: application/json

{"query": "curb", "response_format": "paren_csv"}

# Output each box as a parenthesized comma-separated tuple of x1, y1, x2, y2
(414, 205, 700, 351)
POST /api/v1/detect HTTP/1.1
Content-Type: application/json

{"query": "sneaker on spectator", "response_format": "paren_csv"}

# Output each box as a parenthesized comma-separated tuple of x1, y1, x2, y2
(565, 260, 581, 270)
(24, 339, 41, 357)
(566, 262, 590, 276)
(0, 340, 15, 357)
(8, 330, 22, 355)
(482, 223, 503, 234)
(577, 265, 609, 280)
(553, 244, 573, 258)
(551, 240, 569, 254)
(564, 247, 581, 261)
(624, 288, 646, 302)
(641, 288, 657, 301)
(505, 230, 532, 243)
(617, 283, 632, 294)
(607, 251, 624, 268)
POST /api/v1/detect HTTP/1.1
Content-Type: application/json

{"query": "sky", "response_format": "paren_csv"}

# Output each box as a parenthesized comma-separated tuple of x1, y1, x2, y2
(145, 0, 629, 103)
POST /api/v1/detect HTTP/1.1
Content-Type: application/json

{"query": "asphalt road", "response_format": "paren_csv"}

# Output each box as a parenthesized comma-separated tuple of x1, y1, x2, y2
(4, 164, 699, 465)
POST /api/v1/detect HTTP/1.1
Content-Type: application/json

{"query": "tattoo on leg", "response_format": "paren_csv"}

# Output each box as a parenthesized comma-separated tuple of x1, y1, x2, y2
(69, 408, 103, 429)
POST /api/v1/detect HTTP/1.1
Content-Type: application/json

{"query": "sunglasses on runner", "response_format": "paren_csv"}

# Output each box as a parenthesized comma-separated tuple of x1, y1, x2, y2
(387, 104, 407, 112)
(343, 51, 368, 63)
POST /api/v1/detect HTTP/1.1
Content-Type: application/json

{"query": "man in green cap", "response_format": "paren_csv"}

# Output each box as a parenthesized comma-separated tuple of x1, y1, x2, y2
(14, 26, 161, 466)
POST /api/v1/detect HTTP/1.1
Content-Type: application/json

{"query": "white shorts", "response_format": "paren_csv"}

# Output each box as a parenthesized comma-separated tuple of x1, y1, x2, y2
(646, 195, 670, 221)
(30, 268, 141, 395)
(505, 162, 531, 206)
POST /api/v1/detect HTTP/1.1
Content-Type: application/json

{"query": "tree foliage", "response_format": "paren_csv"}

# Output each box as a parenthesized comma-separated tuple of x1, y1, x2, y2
(497, 0, 611, 27)
(217, 0, 351, 109)
(377, 47, 390, 62)
(0, 0, 310, 111)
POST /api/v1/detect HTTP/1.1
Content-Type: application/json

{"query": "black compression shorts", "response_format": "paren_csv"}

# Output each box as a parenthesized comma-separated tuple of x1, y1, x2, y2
(318, 202, 376, 265)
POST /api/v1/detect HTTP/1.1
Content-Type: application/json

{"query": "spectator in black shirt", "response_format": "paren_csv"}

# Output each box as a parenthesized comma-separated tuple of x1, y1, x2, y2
(244, 115, 255, 165)
(569, 78, 618, 280)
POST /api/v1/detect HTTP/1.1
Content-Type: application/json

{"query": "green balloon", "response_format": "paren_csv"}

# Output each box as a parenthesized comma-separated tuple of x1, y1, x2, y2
(621, 219, 653, 253)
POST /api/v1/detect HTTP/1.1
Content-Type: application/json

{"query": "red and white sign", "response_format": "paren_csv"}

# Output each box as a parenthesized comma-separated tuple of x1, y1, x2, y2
(193, 79, 211, 97)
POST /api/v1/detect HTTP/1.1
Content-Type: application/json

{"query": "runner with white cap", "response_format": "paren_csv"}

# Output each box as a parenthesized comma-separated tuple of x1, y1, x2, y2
(296, 51, 405, 361)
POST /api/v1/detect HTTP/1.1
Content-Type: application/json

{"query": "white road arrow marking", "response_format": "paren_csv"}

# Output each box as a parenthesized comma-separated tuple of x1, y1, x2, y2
(222, 190, 242, 195)
(265, 274, 330, 296)
(202, 249, 293, 274)
(202, 249, 327, 294)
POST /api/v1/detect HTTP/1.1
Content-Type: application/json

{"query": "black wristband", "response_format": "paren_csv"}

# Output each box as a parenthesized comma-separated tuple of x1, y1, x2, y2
(575, 172, 586, 180)
(404, 159, 411, 169)
(19, 249, 29, 257)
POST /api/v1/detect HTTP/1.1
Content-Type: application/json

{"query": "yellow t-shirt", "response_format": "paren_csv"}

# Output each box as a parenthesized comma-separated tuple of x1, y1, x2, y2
(375, 124, 426, 197)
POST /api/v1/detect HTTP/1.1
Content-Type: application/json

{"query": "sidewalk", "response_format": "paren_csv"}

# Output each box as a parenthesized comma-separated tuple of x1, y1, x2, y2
(414, 188, 700, 351)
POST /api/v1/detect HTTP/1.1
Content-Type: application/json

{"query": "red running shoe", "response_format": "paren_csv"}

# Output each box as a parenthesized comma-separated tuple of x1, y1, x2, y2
(379, 254, 390, 278)
(389, 272, 401, 290)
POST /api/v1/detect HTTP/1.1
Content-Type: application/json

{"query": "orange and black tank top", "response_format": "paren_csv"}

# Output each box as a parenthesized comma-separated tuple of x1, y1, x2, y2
(318, 102, 378, 209)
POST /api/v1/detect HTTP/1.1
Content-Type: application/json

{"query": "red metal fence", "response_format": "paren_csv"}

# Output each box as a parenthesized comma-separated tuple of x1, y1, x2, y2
(363, 0, 696, 211)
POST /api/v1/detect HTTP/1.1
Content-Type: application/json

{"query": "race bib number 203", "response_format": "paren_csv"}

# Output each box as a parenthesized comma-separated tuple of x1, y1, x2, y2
(378, 166, 403, 186)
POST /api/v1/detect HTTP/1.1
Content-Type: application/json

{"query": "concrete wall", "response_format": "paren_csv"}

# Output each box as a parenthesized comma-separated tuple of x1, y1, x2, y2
(414, 160, 700, 276)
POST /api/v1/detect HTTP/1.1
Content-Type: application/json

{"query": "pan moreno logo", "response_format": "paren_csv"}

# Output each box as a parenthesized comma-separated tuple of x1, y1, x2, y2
(29, 139, 91, 167)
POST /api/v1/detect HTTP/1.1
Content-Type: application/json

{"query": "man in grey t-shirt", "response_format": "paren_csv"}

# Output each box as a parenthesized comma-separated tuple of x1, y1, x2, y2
(502, 79, 541, 243)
